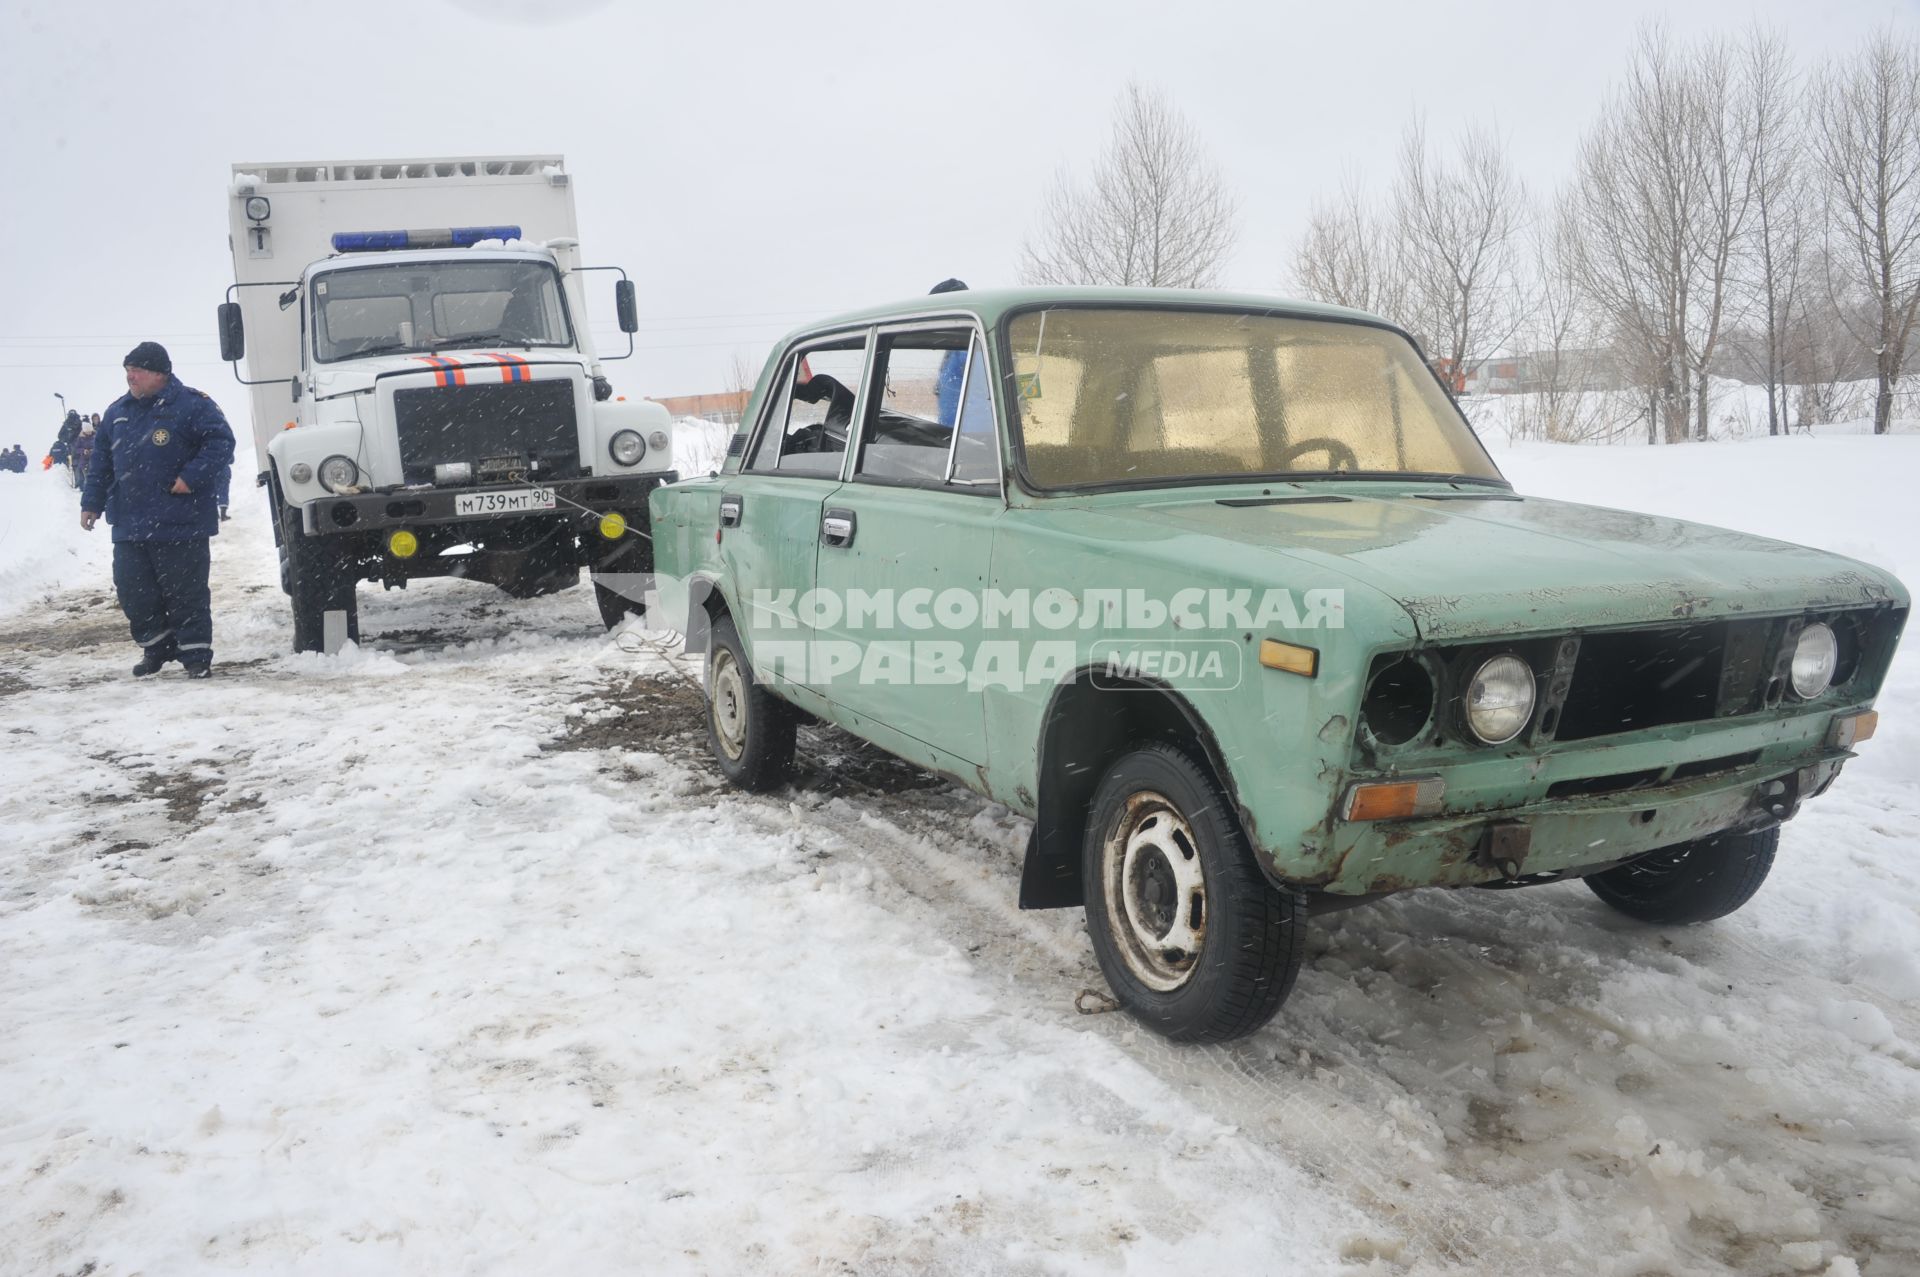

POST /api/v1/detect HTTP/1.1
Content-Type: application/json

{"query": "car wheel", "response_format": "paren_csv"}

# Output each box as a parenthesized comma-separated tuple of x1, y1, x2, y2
(1584, 825, 1778, 924)
(705, 614, 795, 792)
(1082, 744, 1306, 1043)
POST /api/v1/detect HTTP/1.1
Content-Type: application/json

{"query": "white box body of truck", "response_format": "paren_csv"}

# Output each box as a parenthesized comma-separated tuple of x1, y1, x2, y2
(221, 156, 672, 650)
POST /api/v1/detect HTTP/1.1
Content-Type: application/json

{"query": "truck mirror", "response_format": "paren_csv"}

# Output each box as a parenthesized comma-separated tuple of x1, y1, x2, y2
(218, 302, 246, 362)
(615, 279, 638, 334)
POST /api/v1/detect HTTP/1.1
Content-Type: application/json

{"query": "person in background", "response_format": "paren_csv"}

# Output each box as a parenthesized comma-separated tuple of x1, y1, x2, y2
(71, 420, 96, 485)
(0, 445, 27, 473)
(49, 410, 80, 470)
(80, 342, 236, 679)
(929, 278, 971, 423)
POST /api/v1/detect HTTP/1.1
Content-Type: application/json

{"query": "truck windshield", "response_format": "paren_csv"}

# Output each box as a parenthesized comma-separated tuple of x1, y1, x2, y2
(310, 259, 573, 363)
(1005, 307, 1502, 489)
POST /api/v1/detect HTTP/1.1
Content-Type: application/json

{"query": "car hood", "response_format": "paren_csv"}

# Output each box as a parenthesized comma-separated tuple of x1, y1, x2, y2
(1123, 489, 1905, 640)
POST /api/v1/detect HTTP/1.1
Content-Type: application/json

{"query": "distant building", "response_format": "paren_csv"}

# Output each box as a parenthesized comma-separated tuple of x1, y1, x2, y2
(1460, 348, 1625, 395)
(647, 390, 751, 424)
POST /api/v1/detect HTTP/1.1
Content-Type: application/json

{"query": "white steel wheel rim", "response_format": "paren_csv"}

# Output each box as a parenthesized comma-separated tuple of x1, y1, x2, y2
(1101, 790, 1208, 992)
(710, 648, 749, 761)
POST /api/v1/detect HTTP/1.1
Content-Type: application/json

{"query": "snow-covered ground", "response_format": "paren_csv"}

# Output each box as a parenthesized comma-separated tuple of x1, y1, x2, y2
(2, 426, 1916, 1277)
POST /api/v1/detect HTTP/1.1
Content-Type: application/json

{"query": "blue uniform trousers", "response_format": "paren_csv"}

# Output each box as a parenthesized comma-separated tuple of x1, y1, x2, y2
(112, 539, 213, 665)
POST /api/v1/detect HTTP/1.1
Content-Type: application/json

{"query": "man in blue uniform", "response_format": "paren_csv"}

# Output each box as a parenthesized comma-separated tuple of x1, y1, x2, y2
(80, 342, 237, 679)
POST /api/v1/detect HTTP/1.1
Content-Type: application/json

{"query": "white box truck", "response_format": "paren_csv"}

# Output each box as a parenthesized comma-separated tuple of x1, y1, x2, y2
(219, 155, 672, 651)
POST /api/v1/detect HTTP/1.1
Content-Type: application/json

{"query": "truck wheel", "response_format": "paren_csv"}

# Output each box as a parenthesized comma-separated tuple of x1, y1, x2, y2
(1584, 826, 1778, 924)
(704, 614, 794, 791)
(282, 505, 359, 654)
(1082, 744, 1305, 1043)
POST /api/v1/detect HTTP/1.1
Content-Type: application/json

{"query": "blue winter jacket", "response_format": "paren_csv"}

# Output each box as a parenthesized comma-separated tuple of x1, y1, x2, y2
(82, 377, 236, 542)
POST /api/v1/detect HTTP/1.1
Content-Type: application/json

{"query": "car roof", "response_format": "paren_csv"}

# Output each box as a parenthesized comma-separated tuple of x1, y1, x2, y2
(784, 286, 1401, 345)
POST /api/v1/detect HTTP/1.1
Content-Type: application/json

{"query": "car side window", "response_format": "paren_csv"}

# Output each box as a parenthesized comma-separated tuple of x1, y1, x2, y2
(948, 334, 999, 488)
(854, 329, 997, 491)
(746, 339, 866, 476)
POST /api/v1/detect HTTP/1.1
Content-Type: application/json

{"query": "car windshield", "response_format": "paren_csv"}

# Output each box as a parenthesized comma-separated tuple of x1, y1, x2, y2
(311, 258, 573, 363)
(1004, 307, 1502, 489)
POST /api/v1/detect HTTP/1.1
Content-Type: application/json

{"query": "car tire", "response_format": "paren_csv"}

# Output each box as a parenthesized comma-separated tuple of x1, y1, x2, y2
(705, 614, 795, 792)
(1584, 825, 1778, 925)
(1082, 744, 1306, 1043)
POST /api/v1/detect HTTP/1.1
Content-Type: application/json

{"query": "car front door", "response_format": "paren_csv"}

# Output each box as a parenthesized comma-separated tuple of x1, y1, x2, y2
(720, 333, 871, 706)
(811, 325, 1003, 766)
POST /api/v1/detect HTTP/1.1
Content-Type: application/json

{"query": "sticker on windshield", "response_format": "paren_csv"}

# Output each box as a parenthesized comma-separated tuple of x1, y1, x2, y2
(1016, 373, 1042, 400)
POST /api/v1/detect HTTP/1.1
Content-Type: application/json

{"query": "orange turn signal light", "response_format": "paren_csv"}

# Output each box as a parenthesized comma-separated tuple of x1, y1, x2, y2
(1342, 777, 1446, 822)
(1259, 639, 1318, 677)
(1828, 710, 1878, 749)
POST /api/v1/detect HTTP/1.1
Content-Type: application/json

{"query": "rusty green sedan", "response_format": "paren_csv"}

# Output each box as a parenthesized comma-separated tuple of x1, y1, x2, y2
(648, 287, 1909, 1043)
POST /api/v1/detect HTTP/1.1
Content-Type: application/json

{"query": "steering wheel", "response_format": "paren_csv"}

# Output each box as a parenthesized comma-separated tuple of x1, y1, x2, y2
(1275, 436, 1360, 472)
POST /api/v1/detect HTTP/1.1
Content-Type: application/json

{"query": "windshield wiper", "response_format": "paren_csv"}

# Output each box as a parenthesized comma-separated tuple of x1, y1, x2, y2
(340, 341, 416, 360)
(429, 332, 530, 350)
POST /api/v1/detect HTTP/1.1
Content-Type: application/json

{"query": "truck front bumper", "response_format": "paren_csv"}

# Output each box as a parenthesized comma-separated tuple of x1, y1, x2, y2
(300, 471, 677, 536)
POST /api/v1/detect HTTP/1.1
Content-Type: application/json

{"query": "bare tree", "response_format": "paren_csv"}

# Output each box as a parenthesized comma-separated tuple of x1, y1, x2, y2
(1736, 28, 1809, 436)
(1290, 176, 1407, 320)
(1681, 36, 1756, 440)
(1568, 26, 1695, 443)
(1021, 82, 1238, 289)
(1811, 29, 1920, 435)
(1392, 118, 1531, 388)
(1568, 25, 1755, 443)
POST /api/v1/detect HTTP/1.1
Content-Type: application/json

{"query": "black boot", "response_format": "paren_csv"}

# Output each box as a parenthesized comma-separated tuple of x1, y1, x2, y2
(132, 646, 174, 677)
(183, 663, 213, 680)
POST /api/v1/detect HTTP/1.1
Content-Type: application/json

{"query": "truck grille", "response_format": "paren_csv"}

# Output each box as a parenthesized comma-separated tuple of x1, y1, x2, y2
(393, 381, 581, 483)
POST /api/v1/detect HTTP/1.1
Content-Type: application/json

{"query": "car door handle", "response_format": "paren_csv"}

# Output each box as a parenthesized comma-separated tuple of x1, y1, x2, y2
(719, 495, 743, 527)
(820, 508, 857, 548)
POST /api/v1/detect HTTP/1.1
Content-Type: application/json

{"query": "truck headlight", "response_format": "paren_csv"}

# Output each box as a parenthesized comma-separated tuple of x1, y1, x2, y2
(1465, 654, 1534, 745)
(318, 455, 359, 493)
(609, 429, 646, 466)
(289, 462, 313, 485)
(1791, 623, 1838, 699)
(648, 430, 670, 453)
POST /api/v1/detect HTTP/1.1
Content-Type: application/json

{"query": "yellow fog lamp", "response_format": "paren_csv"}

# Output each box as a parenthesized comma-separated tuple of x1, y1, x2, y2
(598, 512, 628, 540)
(1258, 638, 1318, 677)
(1828, 710, 1878, 750)
(387, 529, 419, 559)
(1342, 777, 1446, 822)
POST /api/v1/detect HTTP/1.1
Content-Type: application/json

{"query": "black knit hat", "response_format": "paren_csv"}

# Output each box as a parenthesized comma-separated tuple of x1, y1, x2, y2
(124, 341, 171, 375)
(929, 278, 969, 294)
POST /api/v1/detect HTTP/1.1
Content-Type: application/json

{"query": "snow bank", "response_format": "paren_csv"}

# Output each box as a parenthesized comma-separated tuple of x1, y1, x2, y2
(0, 466, 110, 620)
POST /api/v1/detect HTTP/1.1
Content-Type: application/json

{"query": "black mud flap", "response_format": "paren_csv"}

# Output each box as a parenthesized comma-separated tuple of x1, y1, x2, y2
(1018, 828, 1084, 910)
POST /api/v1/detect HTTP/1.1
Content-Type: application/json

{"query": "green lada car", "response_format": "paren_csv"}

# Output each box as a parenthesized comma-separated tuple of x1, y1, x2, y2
(647, 287, 1908, 1043)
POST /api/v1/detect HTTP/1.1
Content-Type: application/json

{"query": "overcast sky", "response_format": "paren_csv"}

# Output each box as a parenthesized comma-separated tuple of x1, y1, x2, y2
(2, 0, 1915, 444)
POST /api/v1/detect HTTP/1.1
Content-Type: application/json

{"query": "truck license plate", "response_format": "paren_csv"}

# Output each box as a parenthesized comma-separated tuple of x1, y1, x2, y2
(455, 487, 557, 517)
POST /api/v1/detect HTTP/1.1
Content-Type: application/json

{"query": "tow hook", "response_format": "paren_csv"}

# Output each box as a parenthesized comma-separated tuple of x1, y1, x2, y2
(1477, 821, 1531, 879)
(1762, 771, 1806, 822)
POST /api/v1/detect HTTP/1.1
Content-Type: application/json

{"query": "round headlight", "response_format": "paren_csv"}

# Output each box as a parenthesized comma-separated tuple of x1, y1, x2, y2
(1465, 654, 1535, 745)
(648, 430, 670, 452)
(288, 462, 313, 485)
(1791, 622, 1838, 699)
(609, 429, 646, 466)
(318, 455, 359, 493)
